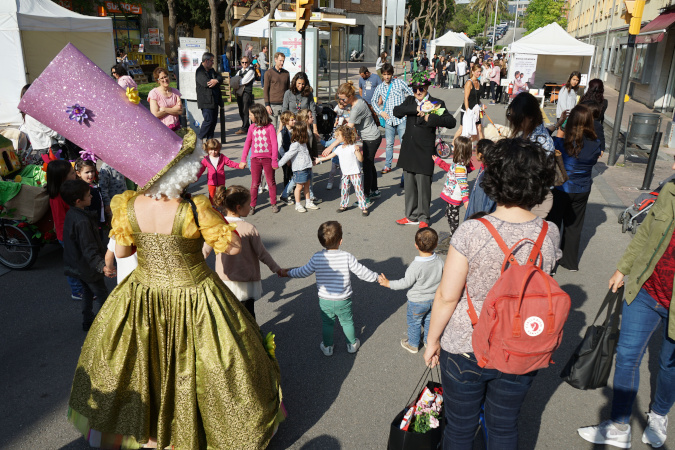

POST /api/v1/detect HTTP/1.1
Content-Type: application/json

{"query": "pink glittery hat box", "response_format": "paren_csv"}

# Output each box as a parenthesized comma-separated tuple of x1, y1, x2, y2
(18, 43, 183, 188)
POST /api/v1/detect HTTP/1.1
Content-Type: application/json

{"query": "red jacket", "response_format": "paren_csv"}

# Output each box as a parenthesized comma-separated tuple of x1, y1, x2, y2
(197, 154, 239, 186)
(50, 194, 69, 241)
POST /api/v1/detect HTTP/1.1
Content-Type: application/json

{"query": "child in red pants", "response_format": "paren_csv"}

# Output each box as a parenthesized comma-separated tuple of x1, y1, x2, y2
(241, 104, 279, 214)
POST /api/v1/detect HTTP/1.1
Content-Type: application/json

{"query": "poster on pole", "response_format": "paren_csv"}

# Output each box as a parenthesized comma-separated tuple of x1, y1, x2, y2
(178, 37, 207, 101)
(386, 0, 405, 27)
(148, 27, 160, 46)
(272, 27, 318, 99)
(510, 53, 538, 93)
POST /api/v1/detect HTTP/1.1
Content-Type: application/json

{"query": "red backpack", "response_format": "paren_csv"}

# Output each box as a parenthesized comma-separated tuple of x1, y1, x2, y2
(466, 218, 571, 375)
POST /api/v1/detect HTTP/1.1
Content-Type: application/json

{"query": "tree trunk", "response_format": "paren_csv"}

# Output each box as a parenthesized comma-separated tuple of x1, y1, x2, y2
(414, 0, 427, 55)
(167, 0, 177, 59)
(399, 6, 411, 66)
(208, 0, 222, 55)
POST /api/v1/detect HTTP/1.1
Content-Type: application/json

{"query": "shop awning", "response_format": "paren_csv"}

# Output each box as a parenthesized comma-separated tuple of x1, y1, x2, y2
(637, 9, 675, 44)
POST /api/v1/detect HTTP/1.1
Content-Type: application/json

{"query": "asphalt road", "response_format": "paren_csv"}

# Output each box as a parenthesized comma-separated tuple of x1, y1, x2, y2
(2, 86, 672, 449)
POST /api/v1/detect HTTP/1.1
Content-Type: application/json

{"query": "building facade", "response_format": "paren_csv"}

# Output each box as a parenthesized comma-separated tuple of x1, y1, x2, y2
(567, 0, 675, 112)
(332, 0, 385, 61)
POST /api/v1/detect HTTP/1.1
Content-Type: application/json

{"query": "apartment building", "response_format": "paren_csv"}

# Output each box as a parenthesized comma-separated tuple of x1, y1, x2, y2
(330, 0, 385, 60)
(567, 0, 675, 112)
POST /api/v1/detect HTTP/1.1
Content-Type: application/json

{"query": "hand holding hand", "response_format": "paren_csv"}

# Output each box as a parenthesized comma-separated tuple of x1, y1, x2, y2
(279, 268, 290, 277)
(321, 149, 331, 157)
(272, 164, 278, 170)
(103, 266, 116, 278)
(378, 273, 390, 288)
(238, 161, 247, 169)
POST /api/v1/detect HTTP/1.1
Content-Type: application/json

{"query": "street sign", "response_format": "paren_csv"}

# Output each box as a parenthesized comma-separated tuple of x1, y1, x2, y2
(386, 0, 405, 27)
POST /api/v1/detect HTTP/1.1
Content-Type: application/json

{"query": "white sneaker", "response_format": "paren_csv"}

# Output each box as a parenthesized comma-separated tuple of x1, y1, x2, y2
(295, 203, 307, 213)
(578, 420, 632, 448)
(643, 411, 668, 448)
(305, 201, 319, 210)
(258, 185, 264, 194)
(320, 342, 333, 356)
(347, 338, 361, 354)
(326, 181, 333, 190)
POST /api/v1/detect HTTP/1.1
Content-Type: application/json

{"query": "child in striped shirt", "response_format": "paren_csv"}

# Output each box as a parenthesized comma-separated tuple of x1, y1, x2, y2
(280, 221, 378, 356)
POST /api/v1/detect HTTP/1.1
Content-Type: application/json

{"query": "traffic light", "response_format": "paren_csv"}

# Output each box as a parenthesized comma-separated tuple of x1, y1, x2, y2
(296, 0, 314, 33)
(622, 0, 645, 35)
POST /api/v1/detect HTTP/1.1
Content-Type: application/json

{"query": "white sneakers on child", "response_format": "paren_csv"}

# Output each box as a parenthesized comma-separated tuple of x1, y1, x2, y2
(295, 203, 307, 213)
(578, 420, 631, 448)
(320, 342, 333, 356)
(643, 411, 668, 448)
(305, 201, 319, 210)
(347, 338, 361, 354)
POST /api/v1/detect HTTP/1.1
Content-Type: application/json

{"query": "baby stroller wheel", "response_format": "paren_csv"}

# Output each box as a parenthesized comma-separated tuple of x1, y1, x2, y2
(622, 214, 630, 233)
(631, 224, 638, 234)
(618, 211, 625, 224)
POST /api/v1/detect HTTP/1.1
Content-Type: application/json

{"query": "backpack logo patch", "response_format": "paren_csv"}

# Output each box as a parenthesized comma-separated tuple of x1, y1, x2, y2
(524, 316, 545, 336)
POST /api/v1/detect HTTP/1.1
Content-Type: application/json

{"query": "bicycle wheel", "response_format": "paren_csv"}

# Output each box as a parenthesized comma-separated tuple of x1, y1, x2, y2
(0, 223, 39, 269)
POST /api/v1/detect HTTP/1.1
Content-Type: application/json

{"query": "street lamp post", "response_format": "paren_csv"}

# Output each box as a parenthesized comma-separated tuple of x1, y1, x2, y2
(492, 0, 500, 53)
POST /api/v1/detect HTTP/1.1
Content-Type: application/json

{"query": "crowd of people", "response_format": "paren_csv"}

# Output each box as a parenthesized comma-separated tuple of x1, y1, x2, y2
(12, 42, 675, 450)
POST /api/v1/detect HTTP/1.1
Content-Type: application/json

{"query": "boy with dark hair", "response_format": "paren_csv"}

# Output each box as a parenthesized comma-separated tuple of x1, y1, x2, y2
(61, 179, 114, 331)
(281, 221, 378, 356)
(379, 227, 444, 353)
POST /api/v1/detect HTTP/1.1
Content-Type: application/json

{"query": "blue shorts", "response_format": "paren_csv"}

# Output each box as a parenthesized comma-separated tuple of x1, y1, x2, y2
(293, 168, 312, 183)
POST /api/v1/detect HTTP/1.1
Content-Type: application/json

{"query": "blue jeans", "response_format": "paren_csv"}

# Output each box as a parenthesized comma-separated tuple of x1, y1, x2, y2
(260, 69, 266, 88)
(611, 288, 675, 424)
(384, 121, 406, 169)
(59, 240, 83, 297)
(283, 170, 315, 199)
(440, 350, 536, 450)
(407, 300, 432, 347)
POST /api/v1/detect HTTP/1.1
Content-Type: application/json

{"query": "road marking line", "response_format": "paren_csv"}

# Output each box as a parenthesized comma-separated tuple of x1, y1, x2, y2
(541, 108, 550, 125)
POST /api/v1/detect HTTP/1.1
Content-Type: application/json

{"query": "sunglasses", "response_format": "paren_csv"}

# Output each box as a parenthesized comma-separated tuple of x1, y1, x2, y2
(338, 97, 349, 103)
(412, 87, 427, 93)
(241, 61, 250, 65)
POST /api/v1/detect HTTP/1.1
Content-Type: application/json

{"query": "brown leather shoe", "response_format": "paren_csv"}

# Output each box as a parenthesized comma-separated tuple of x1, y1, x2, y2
(235, 129, 246, 135)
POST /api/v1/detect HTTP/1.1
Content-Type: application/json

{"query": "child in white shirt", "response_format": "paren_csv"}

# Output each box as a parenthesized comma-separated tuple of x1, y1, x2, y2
(316, 126, 368, 216)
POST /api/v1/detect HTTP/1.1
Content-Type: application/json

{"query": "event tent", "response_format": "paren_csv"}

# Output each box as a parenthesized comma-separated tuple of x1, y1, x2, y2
(0, 0, 114, 126)
(235, 13, 273, 38)
(508, 22, 595, 88)
(427, 31, 474, 59)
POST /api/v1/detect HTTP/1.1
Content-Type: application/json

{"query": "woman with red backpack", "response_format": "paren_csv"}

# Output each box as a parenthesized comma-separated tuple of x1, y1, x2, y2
(424, 138, 562, 449)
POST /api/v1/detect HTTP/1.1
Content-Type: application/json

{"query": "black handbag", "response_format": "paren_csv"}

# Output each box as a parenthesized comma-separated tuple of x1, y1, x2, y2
(387, 367, 444, 450)
(560, 287, 624, 390)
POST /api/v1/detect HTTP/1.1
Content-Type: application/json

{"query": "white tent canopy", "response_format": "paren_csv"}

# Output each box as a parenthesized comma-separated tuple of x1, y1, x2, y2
(508, 22, 595, 89)
(235, 13, 272, 38)
(427, 31, 474, 60)
(0, 0, 114, 126)
(510, 22, 594, 56)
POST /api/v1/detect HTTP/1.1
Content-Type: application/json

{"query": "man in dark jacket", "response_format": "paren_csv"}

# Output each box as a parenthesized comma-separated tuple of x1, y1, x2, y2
(393, 73, 456, 228)
(234, 55, 257, 135)
(61, 180, 113, 330)
(195, 52, 223, 141)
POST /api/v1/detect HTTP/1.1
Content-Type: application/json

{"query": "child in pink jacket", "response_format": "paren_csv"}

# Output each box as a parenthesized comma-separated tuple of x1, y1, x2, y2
(197, 138, 243, 203)
(241, 104, 278, 214)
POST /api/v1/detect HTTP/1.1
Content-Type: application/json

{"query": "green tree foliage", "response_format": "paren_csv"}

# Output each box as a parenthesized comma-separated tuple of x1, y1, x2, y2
(447, 4, 486, 37)
(523, 0, 568, 34)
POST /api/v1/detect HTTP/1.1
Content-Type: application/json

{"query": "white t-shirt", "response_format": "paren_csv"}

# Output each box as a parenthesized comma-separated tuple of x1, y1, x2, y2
(107, 236, 139, 284)
(333, 144, 362, 176)
(209, 156, 219, 168)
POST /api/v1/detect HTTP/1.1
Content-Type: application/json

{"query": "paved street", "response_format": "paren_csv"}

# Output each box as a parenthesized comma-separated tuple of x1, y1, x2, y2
(2, 73, 675, 449)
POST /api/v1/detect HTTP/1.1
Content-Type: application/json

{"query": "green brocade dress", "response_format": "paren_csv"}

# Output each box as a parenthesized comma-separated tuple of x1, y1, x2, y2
(68, 194, 284, 449)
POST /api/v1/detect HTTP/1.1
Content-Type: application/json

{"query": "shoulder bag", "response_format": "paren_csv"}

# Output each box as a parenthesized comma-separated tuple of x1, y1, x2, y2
(379, 82, 393, 128)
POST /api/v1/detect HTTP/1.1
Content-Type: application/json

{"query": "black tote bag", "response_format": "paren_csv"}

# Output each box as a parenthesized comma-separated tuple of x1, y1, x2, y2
(560, 287, 624, 390)
(387, 367, 444, 450)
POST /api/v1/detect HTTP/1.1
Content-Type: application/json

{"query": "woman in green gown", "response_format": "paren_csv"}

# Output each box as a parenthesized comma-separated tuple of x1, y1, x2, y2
(67, 134, 284, 449)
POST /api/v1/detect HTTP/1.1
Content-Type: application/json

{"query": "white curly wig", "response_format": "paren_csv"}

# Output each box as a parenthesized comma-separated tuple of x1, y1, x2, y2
(143, 148, 203, 199)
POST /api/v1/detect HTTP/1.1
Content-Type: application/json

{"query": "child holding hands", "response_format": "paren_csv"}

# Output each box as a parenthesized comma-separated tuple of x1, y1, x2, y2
(315, 125, 368, 216)
(378, 227, 443, 353)
(197, 138, 242, 203)
(241, 103, 278, 214)
(281, 221, 378, 356)
(204, 185, 281, 319)
(277, 111, 296, 203)
(277, 122, 317, 213)
(433, 135, 473, 237)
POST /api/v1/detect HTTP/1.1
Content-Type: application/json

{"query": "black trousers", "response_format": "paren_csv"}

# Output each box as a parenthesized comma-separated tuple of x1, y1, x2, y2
(199, 108, 218, 140)
(546, 189, 591, 270)
(490, 81, 498, 100)
(361, 136, 382, 196)
(242, 298, 256, 318)
(237, 91, 254, 131)
(80, 277, 109, 326)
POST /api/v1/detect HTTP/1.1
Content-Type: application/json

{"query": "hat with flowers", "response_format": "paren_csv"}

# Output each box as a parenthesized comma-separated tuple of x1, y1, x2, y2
(18, 43, 196, 192)
(409, 70, 432, 88)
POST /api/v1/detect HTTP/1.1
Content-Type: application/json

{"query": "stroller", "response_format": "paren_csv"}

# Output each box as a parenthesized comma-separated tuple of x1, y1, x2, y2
(619, 174, 675, 234)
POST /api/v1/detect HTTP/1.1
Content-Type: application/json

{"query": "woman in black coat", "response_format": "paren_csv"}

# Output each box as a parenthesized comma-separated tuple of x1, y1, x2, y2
(393, 72, 456, 227)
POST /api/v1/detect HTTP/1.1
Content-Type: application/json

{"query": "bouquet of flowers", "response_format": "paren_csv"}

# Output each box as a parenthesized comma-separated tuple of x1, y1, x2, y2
(418, 100, 446, 117)
(399, 385, 444, 434)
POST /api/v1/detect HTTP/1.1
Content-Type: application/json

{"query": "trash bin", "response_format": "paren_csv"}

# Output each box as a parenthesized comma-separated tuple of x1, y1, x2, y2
(624, 113, 662, 154)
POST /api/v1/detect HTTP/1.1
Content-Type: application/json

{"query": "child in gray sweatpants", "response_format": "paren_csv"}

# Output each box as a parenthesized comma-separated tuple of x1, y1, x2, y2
(378, 227, 444, 353)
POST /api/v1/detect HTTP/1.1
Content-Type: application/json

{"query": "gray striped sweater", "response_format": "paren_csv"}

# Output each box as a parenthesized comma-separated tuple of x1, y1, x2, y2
(288, 249, 378, 300)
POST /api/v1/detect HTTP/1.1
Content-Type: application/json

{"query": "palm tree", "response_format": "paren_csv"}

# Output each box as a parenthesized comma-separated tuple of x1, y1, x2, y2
(470, 0, 508, 36)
